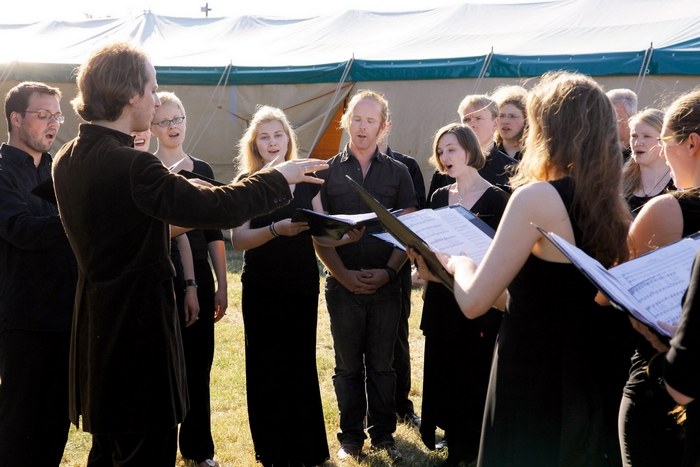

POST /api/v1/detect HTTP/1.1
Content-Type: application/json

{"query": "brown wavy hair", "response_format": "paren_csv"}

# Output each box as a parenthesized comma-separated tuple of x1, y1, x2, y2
(511, 71, 630, 266)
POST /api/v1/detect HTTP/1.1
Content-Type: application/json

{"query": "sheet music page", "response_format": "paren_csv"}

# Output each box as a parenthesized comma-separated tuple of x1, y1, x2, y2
(382, 209, 492, 263)
(609, 238, 700, 330)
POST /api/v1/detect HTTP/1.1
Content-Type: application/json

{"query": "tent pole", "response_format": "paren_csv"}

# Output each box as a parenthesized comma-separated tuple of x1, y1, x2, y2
(473, 47, 494, 94)
(308, 56, 355, 158)
(633, 42, 654, 97)
(186, 62, 233, 153)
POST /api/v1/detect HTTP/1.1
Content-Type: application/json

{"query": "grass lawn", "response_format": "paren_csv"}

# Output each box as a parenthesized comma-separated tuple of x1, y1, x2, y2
(60, 245, 446, 466)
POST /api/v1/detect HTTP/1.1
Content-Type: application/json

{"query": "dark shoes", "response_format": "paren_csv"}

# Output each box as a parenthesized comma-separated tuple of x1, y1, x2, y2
(371, 443, 403, 463)
(398, 411, 422, 428)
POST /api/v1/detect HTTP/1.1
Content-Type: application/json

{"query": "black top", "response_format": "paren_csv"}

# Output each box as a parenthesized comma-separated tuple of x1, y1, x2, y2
(0, 143, 76, 332)
(386, 146, 426, 209)
(243, 181, 321, 294)
(420, 185, 509, 339)
(319, 144, 417, 270)
(625, 178, 676, 216)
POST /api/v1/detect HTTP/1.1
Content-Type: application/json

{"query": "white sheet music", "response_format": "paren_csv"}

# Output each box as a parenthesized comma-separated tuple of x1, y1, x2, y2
(610, 239, 699, 329)
(539, 228, 700, 337)
(375, 208, 492, 264)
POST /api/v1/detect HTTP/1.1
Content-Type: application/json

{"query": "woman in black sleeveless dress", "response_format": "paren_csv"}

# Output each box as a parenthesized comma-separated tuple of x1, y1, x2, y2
(410, 72, 631, 466)
(621, 90, 700, 467)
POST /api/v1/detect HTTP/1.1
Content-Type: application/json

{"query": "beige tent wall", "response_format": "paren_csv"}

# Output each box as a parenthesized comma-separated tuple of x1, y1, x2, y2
(1, 75, 697, 190)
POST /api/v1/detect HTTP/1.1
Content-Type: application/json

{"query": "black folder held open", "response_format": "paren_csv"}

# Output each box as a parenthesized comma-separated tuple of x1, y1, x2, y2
(345, 175, 495, 292)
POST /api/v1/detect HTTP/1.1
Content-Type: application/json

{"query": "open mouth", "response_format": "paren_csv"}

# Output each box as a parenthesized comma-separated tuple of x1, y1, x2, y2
(134, 137, 146, 147)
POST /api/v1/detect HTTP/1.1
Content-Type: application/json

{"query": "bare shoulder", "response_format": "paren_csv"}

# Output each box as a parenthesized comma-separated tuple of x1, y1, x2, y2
(635, 193, 682, 226)
(509, 181, 566, 212)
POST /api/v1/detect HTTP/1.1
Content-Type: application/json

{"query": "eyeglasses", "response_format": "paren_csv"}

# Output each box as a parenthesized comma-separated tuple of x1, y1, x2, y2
(152, 116, 186, 128)
(23, 110, 65, 124)
(657, 128, 700, 147)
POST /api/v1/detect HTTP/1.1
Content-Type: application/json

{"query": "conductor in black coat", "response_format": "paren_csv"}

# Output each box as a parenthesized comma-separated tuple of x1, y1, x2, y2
(52, 42, 327, 466)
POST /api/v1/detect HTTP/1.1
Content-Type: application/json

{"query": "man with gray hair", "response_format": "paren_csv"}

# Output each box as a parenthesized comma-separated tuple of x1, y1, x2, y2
(606, 88, 638, 160)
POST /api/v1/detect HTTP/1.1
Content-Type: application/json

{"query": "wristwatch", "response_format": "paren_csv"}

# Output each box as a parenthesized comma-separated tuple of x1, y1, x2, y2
(184, 279, 198, 289)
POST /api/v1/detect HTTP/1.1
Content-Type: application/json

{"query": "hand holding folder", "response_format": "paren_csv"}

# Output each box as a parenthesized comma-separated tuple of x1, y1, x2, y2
(345, 175, 495, 292)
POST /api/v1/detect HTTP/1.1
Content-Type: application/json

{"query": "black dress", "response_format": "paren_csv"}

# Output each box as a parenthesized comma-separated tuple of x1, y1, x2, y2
(420, 185, 509, 463)
(240, 181, 330, 466)
(478, 178, 606, 467)
(620, 188, 700, 467)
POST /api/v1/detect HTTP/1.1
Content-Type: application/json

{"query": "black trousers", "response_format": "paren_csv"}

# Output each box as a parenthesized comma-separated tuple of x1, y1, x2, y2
(177, 259, 216, 462)
(393, 263, 415, 416)
(87, 428, 177, 466)
(0, 329, 70, 467)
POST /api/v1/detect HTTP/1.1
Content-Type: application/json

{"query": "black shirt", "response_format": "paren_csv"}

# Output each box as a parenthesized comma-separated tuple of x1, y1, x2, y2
(319, 145, 417, 270)
(0, 143, 76, 331)
(386, 146, 426, 210)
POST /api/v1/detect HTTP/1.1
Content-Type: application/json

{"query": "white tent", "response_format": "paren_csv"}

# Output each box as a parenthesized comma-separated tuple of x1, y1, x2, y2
(2, 0, 699, 183)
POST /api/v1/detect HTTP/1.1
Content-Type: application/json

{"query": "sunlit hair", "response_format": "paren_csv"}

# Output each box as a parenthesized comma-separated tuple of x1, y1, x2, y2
(511, 71, 630, 266)
(72, 42, 150, 122)
(457, 94, 498, 120)
(5, 81, 61, 129)
(606, 88, 638, 117)
(429, 123, 485, 173)
(663, 89, 700, 144)
(155, 91, 186, 118)
(236, 105, 298, 176)
(622, 108, 665, 199)
(491, 85, 528, 147)
(340, 89, 390, 135)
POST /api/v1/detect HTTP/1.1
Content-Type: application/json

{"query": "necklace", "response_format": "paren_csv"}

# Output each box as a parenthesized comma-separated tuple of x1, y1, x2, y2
(453, 183, 487, 206)
(641, 167, 671, 197)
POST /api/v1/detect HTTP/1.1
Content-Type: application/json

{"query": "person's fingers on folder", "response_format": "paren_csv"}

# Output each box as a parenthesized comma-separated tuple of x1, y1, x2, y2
(274, 159, 329, 185)
(344, 227, 365, 243)
(186, 177, 214, 188)
(407, 248, 439, 283)
(275, 218, 309, 236)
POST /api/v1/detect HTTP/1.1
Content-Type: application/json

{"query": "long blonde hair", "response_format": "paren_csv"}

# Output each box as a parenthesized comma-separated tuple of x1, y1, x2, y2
(235, 105, 298, 176)
(621, 108, 665, 199)
(511, 71, 630, 266)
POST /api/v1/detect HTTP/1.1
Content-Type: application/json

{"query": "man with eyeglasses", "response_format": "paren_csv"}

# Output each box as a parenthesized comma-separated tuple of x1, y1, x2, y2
(0, 81, 77, 465)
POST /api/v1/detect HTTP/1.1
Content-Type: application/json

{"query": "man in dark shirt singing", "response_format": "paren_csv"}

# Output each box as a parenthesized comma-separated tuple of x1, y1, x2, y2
(0, 81, 77, 465)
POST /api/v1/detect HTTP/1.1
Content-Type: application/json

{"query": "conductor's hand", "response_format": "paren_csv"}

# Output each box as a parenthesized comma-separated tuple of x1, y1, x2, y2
(187, 178, 213, 188)
(274, 218, 310, 236)
(274, 159, 328, 185)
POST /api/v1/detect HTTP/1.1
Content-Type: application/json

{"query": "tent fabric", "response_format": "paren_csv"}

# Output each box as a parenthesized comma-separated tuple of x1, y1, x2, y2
(2, 0, 700, 84)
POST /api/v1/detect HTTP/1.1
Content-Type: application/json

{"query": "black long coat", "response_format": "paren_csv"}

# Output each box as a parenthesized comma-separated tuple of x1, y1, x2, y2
(52, 124, 291, 433)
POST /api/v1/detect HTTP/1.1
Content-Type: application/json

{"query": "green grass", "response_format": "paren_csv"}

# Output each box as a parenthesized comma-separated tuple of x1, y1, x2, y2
(61, 246, 446, 466)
